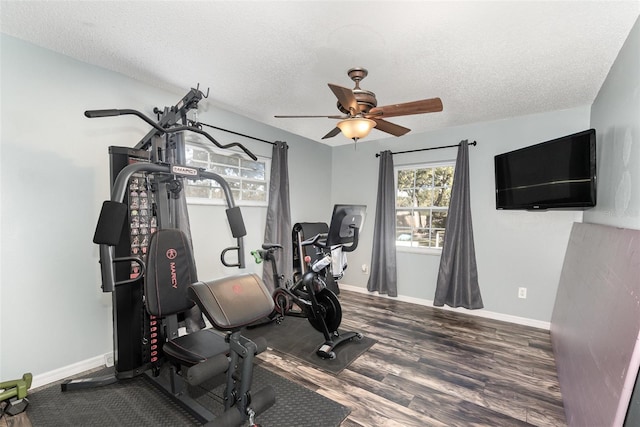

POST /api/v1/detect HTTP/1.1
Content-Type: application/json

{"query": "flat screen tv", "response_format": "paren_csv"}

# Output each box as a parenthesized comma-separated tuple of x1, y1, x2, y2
(494, 129, 596, 210)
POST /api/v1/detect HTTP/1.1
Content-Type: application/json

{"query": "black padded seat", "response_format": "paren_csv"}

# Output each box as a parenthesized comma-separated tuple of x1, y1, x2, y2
(163, 329, 228, 367)
(188, 273, 275, 331)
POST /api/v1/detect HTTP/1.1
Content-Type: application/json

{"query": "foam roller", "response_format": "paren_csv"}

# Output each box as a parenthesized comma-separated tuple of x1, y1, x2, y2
(252, 337, 268, 354)
(248, 385, 276, 415)
(206, 406, 244, 427)
(185, 353, 229, 386)
(205, 385, 276, 427)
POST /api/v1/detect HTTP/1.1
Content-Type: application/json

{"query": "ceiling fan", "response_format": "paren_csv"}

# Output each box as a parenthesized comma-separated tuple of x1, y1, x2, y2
(275, 67, 443, 141)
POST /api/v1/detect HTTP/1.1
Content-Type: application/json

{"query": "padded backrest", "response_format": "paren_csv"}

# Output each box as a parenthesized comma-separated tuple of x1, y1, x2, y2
(93, 201, 127, 245)
(145, 229, 197, 317)
(188, 273, 274, 331)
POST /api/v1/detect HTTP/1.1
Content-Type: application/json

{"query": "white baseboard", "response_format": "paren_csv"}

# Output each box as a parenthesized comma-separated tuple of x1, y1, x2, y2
(339, 283, 551, 330)
(32, 354, 107, 390)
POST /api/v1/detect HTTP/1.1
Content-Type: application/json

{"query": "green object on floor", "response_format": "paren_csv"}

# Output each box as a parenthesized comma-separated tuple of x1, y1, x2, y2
(1, 373, 33, 416)
(0, 373, 32, 401)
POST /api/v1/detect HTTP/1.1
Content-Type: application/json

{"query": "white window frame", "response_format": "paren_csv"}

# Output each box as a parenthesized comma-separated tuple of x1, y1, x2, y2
(395, 160, 455, 255)
(184, 140, 270, 207)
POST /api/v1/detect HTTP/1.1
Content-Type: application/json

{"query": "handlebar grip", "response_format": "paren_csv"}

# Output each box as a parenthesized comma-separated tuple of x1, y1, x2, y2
(85, 109, 122, 118)
(251, 250, 263, 264)
(221, 246, 242, 268)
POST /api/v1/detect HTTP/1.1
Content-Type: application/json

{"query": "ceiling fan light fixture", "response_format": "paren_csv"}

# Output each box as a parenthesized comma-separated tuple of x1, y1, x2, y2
(336, 117, 376, 140)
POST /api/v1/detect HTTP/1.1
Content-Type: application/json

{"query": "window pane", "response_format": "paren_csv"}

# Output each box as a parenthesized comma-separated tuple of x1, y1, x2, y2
(415, 188, 434, 207)
(413, 209, 431, 228)
(187, 178, 210, 187)
(241, 168, 265, 180)
(396, 228, 412, 244)
(415, 169, 433, 187)
(242, 182, 265, 192)
(434, 166, 454, 187)
(396, 210, 413, 227)
(242, 190, 267, 201)
(187, 159, 208, 169)
(191, 147, 209, 162)
(226, 178, 241, 190)
(396, 192, 413, 208)
(211, 188, 224, 199)
(397, 170, 415, 188)
(243, 159, 264, 172)
(413, 228, 431, 247)
(211, 165, 239, 176)
(431, 211, 447, 228)
(432, 187, 452, 207)
(433, 229, 446, 248)
(211, 153, 239, 166)
(185, 186, 210, 198)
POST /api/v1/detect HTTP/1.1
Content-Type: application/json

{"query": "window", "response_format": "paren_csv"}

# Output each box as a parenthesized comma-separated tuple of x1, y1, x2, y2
(395, 162, 455, 251)
(184, 141, 269, 206)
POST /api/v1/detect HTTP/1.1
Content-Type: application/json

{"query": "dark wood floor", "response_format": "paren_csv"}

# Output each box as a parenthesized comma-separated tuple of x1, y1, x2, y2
(255, 290, 566, 427)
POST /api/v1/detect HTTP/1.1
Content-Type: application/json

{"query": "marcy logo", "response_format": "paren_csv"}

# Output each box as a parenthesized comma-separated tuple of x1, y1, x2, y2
(166, 248, 178, 289)
(172, 166, 198, 176)
(170, 262, 178, 289)
(166, 249, 177, 260)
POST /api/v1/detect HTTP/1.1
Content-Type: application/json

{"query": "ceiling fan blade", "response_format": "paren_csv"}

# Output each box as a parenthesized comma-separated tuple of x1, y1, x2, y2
(328, 83, 359, 116)
(321, 127, 342, 139)
(368, 97, 443, 119)
(275, 114, 345, 119)
(372, 118, 411, 137)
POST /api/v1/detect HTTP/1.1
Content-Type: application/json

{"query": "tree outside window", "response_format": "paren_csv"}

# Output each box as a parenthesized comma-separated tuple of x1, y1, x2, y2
(395, 163, 454, 250)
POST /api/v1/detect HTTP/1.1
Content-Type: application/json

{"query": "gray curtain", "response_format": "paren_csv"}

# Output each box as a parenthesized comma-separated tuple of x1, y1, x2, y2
(263, 141, 292, 292)
(434, 140, 483, 309)
(367, 150, 398, 297)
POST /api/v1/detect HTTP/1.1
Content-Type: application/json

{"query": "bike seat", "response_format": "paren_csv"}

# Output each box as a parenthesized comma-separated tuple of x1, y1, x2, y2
(262, 243, 283, 250)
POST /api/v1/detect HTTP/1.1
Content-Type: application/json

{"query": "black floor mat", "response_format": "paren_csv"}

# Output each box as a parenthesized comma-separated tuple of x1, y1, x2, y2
(25, 364, 350, 426)
(243, 315, 376, 375)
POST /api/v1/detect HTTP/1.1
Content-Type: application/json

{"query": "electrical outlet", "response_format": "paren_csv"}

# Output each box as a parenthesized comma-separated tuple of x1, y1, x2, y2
(361, 264, 369, 274)
(104, 352, 114, 367)
(518, 287, 527, 299)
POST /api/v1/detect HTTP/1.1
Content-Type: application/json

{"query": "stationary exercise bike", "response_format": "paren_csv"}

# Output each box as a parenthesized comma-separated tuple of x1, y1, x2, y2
(252, 205, 366, 359)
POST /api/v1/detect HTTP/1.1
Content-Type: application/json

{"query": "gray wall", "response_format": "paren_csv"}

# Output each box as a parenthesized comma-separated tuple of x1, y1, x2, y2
(582, 16, 640, 426)
(585, 17, 640, 231)
(0, 35, 330, 382)
(331, 106, 589, 323)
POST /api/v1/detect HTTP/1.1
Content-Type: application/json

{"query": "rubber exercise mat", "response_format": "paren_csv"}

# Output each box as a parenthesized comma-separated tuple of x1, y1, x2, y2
(24, 364, 349, 426)
(244, 315, 377, 375)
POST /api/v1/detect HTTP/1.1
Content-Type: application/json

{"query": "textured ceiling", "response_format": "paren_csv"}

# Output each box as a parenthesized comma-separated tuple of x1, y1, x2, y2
(1, 1, 639, 146)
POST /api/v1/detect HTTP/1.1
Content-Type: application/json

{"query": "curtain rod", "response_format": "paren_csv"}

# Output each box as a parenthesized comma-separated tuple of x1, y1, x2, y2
(192, 120, 277, 145)
(375, 140, 477, 158)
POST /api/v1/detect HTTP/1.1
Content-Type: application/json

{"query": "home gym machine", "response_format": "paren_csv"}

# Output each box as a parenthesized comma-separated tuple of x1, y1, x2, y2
(61, 87, 275, 426)
(252, 204, 366, 359)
